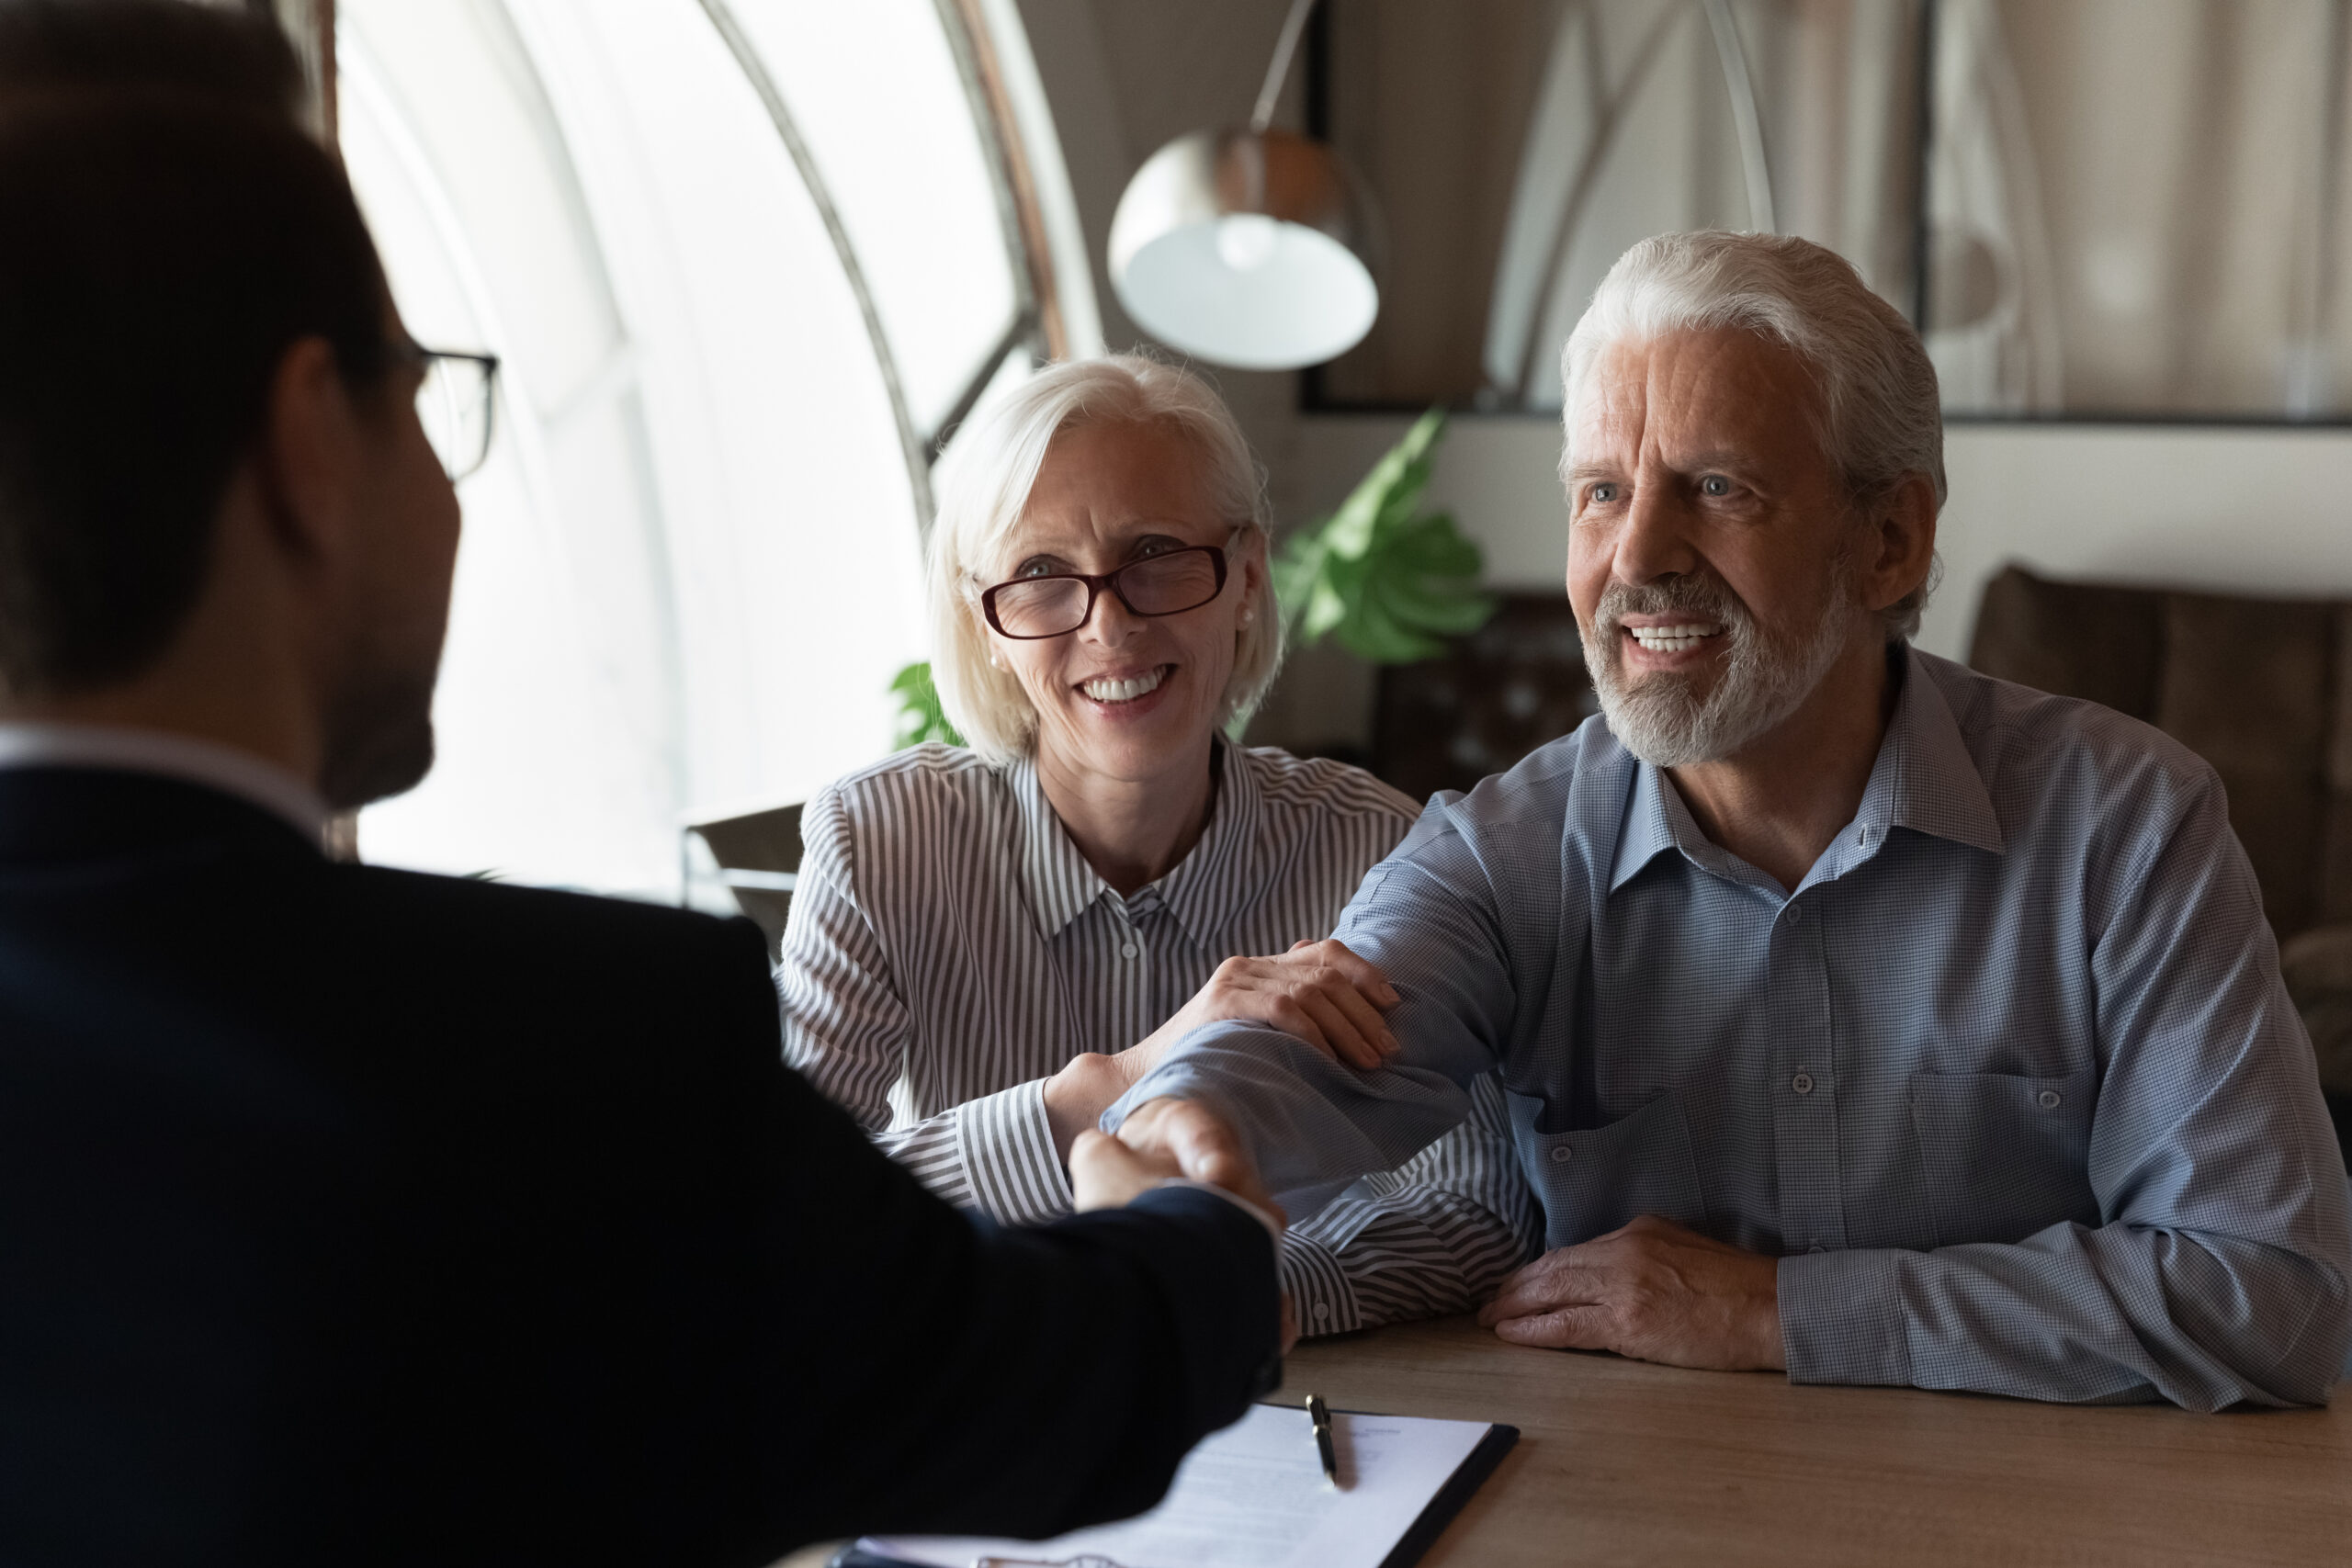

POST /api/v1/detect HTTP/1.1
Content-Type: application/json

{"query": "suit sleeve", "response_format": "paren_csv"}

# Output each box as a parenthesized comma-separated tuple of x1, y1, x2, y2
(727, 922, 1279, 1545)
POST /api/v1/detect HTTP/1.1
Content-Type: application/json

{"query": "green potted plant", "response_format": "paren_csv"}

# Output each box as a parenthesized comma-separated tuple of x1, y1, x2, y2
(1272, 408, 1494, 661)
(888, 660, 963, 750)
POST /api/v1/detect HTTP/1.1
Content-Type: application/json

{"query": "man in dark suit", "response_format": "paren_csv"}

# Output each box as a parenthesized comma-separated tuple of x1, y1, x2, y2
(0, 25, 1282, 1568)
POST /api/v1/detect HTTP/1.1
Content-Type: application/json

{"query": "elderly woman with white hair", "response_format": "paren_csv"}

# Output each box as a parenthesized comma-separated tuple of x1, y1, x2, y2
(778, 355, 1533, 1335)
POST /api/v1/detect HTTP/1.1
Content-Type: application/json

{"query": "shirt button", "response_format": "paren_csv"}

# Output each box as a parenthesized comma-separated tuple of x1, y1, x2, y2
(2038, 1089, 2063, 1110)
(1120, 943, 1138, 959)
(1807, 1245, 1826, 1255)
(1549, 1145, 1574, 1164)
(1312, 1302, 1331, 1322)
(1791, 1071, 1815, 1095)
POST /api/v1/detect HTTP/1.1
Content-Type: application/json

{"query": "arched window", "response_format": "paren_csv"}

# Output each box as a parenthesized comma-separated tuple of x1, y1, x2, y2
(338, 0, 1092, 897)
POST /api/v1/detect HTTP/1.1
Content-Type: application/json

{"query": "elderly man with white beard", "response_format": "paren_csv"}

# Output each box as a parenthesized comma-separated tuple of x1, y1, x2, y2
(1105, 231, 2352, 1408)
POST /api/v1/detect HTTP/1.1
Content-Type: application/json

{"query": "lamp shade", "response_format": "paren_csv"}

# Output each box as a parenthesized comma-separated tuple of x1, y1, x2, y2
(1108, 128, 1381, 371)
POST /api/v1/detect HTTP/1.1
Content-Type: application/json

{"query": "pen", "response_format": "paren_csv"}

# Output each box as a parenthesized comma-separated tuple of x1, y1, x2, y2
(1306, 1392, 1342, 1489)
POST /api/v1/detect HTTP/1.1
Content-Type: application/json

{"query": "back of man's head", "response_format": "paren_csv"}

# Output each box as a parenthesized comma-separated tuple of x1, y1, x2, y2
(0, 0, 302, 118)
(0, 91, 388, 696)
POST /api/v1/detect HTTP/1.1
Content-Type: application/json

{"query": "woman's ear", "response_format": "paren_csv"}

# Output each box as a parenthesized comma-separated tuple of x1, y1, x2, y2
(1235, 526, 1269, 621)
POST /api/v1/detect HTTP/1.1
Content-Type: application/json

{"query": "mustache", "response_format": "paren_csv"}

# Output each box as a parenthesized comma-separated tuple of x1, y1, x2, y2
(1593, 574, 1753, 633)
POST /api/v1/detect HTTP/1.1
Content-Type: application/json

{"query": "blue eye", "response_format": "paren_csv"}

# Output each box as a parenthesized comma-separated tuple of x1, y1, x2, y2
(1701, 476, 1732, 497)
(1589, 482, 1619, 504)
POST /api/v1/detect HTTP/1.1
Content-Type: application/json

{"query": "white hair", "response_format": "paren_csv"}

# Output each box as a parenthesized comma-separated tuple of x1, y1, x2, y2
(926, 353, 1283, 765)
(1560, 231, 1945, 639)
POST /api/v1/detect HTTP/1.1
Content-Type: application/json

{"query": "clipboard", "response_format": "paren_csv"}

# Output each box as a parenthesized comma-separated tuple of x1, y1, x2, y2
(835, 1402, 1519, 1568)
(1374, 1416, 1517, 1568)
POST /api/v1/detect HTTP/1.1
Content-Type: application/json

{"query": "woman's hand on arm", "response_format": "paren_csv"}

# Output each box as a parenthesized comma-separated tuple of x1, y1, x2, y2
(1042, 939, 1402, 1163)
(1137, 939, 1402, 1076)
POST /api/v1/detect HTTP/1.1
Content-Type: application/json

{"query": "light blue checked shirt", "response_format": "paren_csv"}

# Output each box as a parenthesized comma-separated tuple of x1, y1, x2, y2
(1112, 648, 2352, 1408)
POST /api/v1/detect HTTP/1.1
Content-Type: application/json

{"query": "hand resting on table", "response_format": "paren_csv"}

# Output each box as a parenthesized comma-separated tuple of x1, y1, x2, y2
(1476, 1214, 1785, 1371)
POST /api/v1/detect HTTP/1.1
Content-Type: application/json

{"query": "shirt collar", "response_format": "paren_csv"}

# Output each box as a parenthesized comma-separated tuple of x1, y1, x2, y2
(1609, 644, 2004, 894)
(1157, 740, 1261, 951)
(1011, 741, 1258, 948)
(0, 721, 331, 848)
(1012, 755, 1101, 939)
(1865, 645, 2007, 855)
(1610, 756, 1683, 893)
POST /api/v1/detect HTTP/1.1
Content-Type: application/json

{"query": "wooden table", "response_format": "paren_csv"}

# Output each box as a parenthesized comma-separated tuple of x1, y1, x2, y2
(1275, 1316, 2352, 1566)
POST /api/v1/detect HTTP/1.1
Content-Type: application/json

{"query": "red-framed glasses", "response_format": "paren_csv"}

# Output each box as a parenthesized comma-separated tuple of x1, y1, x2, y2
(979, 545, 1229, 639)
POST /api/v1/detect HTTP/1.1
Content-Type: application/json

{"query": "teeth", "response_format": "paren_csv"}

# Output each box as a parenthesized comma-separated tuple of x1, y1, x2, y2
(1082, 667, 1168, 703)
(1628, 624, 1718, 653)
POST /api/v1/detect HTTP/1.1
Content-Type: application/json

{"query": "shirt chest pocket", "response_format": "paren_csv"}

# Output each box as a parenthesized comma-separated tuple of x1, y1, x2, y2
(1507, 1088, 1709, 1249)
(1907, 1068, 2100, 1247)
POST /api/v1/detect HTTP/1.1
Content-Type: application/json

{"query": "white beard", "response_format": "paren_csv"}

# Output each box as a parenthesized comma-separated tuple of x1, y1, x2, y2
(1581, 559, 1860, 769)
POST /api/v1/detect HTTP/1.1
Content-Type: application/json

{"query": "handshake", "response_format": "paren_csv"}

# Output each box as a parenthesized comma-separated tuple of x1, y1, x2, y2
(1069, 1098, 1282, 1224)
(1071, 1098, 1297, 1351)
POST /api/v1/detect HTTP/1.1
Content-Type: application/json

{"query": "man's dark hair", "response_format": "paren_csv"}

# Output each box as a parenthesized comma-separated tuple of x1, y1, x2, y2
(0, 0, 303, 118)
(0, 94, 390, 694)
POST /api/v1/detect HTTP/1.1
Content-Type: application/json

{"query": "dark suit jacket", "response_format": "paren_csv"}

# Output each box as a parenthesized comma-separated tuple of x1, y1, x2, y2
(0, 768, 1277, 1566)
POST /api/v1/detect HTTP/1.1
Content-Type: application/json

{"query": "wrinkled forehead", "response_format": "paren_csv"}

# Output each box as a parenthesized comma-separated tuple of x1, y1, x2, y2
(1566, 327, 1829, 466)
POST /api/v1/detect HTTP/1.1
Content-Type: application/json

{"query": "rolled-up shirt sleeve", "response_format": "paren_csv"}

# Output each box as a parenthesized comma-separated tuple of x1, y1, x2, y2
(1782, 771, 2351, 1408)
(780, 786, 1073, 1223)
(1283, 1074, 1542, 1336)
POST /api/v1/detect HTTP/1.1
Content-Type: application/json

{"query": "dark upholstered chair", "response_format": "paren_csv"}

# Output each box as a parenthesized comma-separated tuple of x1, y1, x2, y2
(1970, 564, 2352, 1149)
(1371, 594, 1600, 806)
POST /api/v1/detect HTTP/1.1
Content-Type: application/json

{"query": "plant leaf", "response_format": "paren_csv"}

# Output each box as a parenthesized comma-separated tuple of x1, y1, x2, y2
(888, 660, 965, 750)
(1272, 408, 1497, 666)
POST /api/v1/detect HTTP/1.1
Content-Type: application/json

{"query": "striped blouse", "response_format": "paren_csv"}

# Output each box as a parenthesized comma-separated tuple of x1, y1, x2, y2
(776, 740, 1539, 1335)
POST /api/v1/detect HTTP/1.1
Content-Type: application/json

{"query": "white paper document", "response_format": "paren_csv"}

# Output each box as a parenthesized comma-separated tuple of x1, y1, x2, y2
(864, 1403, 1496, 1568)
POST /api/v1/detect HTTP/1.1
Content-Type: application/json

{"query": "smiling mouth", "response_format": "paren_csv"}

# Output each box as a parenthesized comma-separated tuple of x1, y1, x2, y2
(1625, 623, 1723, 654)
(1080, 665, 1171, 704)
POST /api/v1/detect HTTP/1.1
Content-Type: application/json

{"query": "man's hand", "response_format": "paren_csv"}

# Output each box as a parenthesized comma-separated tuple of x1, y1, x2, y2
(1114, 1097, 1285, 1231)
(1476, 1214, 1785, 1371)
(1044, 939, 1399, 1160)
(1074, 1114, 1297, 1357)
(1068, 1126, 1181, 1212)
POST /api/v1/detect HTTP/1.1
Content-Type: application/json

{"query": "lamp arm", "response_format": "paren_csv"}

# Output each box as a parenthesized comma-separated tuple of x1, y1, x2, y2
(1250, 0, 1320, 134)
